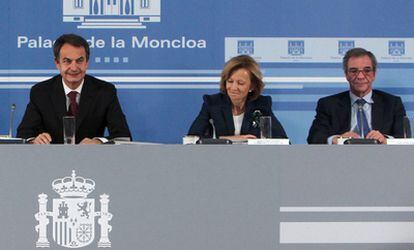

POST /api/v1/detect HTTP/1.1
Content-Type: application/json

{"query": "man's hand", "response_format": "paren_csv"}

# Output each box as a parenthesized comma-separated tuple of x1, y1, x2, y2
(80, 138, 102, 144)
(31, 133, 52, 144)
(332, 131, 360, 144)
(366, 130, 386, 144)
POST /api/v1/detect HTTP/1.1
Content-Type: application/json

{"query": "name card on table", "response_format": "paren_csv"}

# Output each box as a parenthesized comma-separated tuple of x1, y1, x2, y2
(386, 138, 414, 145)
(247, 139, 290, 145)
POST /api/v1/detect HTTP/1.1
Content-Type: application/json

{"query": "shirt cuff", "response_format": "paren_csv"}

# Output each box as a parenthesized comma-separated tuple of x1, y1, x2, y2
(327, 135, 338, 145)
(26, 137, 35, 143)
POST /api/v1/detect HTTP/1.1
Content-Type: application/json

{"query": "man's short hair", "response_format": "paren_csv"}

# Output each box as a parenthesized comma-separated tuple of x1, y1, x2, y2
(342, 47, 377, 73)
(53, 34, 90, 61)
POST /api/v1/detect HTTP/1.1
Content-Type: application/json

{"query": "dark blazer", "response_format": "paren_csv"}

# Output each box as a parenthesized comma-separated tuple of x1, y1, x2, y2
(307, 90, 406, 144)
(188, 93, 287, 138)
(17, 75, 131, 144)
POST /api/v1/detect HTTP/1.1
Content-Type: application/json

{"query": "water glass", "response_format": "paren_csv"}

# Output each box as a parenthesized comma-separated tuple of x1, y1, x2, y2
(260, 116, 272, 139)
(63, 116, 76, 144)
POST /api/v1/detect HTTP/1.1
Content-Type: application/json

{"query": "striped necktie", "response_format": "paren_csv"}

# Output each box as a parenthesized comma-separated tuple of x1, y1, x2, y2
(355, 98, 371, 137)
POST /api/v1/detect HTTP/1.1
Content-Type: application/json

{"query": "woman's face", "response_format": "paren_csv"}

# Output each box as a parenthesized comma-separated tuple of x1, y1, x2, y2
(225, 68, 252, 106)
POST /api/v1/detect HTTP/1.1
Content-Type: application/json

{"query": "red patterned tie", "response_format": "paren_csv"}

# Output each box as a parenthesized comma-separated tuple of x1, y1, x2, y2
(67, 91, 79, 116)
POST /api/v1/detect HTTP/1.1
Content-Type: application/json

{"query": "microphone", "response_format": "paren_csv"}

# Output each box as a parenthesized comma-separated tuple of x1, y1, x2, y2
(252, 110, 262, 128)
(209, 119, 217, 139)
(9, 104, 16, 138)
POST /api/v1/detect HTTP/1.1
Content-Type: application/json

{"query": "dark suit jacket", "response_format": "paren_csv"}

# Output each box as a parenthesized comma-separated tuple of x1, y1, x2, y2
(17, 75, 131, 144)
(188, 93, 287, 138)
(307, 90, 406, 144)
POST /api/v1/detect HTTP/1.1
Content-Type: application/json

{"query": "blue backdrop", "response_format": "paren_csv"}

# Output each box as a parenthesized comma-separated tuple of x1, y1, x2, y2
(2, 0, 414, 143)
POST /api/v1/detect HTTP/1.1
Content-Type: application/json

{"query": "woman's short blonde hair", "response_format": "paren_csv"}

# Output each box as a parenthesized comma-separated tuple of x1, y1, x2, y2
(219, 55, 264, 101)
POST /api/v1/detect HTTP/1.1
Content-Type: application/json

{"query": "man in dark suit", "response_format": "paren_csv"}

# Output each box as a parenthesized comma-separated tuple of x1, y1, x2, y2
(17, 34, 131, 144)
(307, 48, 406, 144)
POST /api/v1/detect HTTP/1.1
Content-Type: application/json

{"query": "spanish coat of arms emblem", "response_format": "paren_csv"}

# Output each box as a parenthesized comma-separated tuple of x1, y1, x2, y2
(35, 170, 112, 248)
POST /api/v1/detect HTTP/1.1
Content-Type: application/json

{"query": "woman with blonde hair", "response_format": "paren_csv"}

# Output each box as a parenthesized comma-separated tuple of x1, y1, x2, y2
(188, 55, 287, 140)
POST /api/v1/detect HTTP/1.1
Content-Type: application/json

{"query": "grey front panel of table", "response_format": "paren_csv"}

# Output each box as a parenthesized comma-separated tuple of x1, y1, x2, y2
(1, 145, 414, 250)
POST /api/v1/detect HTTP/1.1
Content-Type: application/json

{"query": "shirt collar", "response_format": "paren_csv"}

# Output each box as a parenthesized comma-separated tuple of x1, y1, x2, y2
(349, 90, 374, 105)
(62, 79, 84, 96)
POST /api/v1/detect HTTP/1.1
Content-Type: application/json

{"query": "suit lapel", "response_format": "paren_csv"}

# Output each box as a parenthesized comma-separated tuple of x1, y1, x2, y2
(337, 93, 352, 132)
(371, 91, 383, 130)
(76, 77, 96, 130)
(221, 95, 234, 134)
(241, 101, 254, 134)
(50, 76, 67, 122)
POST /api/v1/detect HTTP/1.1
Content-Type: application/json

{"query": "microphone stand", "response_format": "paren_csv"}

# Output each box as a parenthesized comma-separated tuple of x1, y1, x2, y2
(9, 104, 16, 138)
(209, 119, 216, 139)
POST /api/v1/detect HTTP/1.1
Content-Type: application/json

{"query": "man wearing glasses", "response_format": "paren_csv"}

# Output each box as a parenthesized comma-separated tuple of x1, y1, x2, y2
(307, 47, 406, 144)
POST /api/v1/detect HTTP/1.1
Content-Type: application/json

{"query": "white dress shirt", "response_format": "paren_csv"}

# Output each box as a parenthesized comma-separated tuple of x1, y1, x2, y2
(233, 113, 245, 136)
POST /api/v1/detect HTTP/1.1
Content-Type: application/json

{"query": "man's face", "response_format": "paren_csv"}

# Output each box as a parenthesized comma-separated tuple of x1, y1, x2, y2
(345, 55, 376, 97)
(55, 44, 89, 89)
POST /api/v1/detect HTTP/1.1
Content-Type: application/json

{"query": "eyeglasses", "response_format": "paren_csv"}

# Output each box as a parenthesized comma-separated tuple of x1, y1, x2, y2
(347, 67, 374, 76)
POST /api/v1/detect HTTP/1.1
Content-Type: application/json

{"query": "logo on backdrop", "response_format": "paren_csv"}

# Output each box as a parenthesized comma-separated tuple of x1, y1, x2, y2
(63, 0, 161, 29)
(338, 40, 355, 55)
(35, 171, 113, 248)
(389, 40, 405, 56)
(237, 40, 254, 55)
(288, 40, 305, 56)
